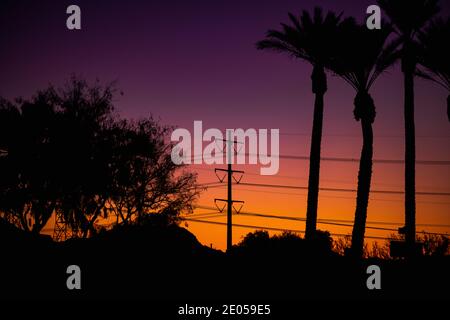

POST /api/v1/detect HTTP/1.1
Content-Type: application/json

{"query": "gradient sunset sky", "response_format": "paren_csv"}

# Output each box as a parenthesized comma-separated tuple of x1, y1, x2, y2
(1, 0, 449, 250)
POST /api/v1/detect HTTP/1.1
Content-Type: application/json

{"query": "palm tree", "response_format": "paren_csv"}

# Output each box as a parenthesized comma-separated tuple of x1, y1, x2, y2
(329, 20, 396, 258)
(256, 7, 345, 240)
(417, 17, 450, 122)
(378, 0, 441, 248)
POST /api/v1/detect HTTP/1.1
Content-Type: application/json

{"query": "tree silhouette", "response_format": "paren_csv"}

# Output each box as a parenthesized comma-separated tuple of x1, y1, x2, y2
(0, 91, 60, 233)
(256, 7, 346, 240)
(378, 0, 441, 248)
(108, 118, 199, 226)
(0, 77, 200, 237)
(417, 17, 450, 122)
(51, 78, 117, 237)
(329, 20, 396, 258)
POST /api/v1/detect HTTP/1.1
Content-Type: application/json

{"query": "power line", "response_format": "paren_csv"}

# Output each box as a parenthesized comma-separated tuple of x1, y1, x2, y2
(189, 182, 224, 191)
(231, 187, 450, 205)
(184, 218, 390, 240)
(199, 177, 450, 199)
(235, 211, 399, 230)
(198, 182, 224, 187)
(184, 212, 227, 219)
(238, 182, 450, 196)
(279, 132, 450, 139)
(193, 166, 450, 193)
(190, 205, 450, 232)
(246, 153, 450, 166)
(237, 211, 448, 235)
(319, 218, 450, 228)
(188, 151, 450, 166)
(201, 130, 449, 138)
(238, 211, 448, 235)
(204, 184, 228, 189)
(185, 213, 448, 236)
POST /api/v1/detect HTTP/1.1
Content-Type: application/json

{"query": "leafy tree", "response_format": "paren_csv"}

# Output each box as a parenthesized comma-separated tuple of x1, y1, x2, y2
(108, 117, 199, 227)
(0, 91, 59, 233)
(0, 77, 200, 238)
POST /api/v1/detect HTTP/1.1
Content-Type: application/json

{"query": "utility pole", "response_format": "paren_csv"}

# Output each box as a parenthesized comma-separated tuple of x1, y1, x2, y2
(0, 148, 71, 241)
(53, 209, 79, 241)
(214, 131, 244, 253)
(53, 210, 69, 241)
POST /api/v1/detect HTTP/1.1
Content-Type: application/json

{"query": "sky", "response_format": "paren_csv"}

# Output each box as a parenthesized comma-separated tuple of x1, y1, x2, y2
(1, 0, 449, 250)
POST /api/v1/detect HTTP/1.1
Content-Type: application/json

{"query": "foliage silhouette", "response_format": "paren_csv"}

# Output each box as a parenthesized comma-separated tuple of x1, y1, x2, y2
(328, 20, 396, 258)
(0, 92, 60, 233)
(416, 17, 450, 122)
(256, 7, 348, 240)
(233, 229, 334, 258)
(0, 77, 200, 237)
(378, 0, 441, 249)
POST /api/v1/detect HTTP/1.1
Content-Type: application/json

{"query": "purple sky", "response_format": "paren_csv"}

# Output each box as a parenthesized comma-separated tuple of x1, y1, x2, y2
(0, 1, 448, 128)
(1, 0, 449, 160)
(2, 0, 450, 248)
(1, 0, 449, 157)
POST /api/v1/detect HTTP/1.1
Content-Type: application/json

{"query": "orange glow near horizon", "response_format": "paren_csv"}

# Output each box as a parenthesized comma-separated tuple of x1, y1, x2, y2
(39, 131, 450, 251)
(185, 133, 450, 251)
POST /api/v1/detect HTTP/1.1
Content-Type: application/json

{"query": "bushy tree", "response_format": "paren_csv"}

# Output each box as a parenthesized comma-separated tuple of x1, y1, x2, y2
(0, 77, 200, 237)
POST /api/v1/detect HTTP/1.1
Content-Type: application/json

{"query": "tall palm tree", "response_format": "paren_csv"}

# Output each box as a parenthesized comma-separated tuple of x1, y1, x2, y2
(378, 0, 441, 248)
(329, 20, 396, 258)
(417, 17, 450, 122)
(256, 7, 345, 240)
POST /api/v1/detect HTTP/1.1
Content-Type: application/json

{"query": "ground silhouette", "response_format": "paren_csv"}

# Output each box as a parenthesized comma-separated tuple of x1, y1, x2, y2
(0, 216, 448, 301)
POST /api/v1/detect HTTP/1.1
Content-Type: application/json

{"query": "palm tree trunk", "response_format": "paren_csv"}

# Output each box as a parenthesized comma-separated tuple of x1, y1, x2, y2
(404, 69, 416, 247)
(305, 65, 326, 240)
(350, 120, 373, 258)
(350, 93, 374, 258)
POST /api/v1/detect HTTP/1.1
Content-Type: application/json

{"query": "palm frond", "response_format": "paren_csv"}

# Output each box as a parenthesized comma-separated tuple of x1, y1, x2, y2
(417, 17, 450, 91)
(256, 7, 344, 66)
(378, 0, 440, 36)
(416, 68, 448, 90)
(328, 20, 394, 91)
(370, 32, 402, 87)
